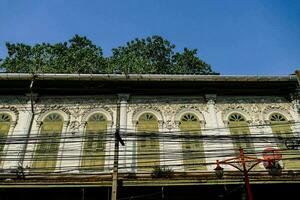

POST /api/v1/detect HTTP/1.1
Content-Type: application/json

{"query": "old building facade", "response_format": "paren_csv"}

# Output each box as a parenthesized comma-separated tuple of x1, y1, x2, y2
(0, 73, 299, 199)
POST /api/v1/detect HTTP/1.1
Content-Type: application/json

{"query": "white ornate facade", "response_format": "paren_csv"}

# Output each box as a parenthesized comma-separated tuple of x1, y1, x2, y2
(0, 74, 299, 183)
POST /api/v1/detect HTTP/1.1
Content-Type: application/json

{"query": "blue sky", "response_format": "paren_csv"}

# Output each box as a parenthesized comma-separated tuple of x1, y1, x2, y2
(0, 0, 299, 75)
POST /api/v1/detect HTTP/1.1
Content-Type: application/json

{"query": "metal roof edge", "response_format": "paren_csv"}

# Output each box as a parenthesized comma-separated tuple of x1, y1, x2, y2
(0, 73, 297, 82)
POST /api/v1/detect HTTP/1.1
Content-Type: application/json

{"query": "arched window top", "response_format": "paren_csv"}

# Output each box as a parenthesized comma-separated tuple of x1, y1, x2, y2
(138, 113, 157, 122)
(270, 113, 287, 123)
(0, 114, 11, 123)
(44, 113, 63, 122)
(181, 113, 198, 122)
(88, 113, 106, 122)
(228, 113, 246, 122)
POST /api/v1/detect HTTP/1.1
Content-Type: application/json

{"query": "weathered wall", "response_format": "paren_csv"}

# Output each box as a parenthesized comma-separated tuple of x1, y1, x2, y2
(0, 94, 299, 173)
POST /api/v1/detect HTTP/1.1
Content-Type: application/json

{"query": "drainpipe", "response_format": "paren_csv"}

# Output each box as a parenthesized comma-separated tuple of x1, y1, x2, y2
(18, 76, 36, 173)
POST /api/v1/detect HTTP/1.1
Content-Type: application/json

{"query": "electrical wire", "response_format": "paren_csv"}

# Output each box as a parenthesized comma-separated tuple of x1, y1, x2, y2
(0, 121, 299, 179)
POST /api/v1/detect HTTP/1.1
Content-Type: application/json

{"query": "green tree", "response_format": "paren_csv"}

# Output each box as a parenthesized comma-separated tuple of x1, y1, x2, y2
(109, 35, 215, 74)
(0, 35, 216, 74)
(0, 35, 107, 73)
(108, 36, 175, 74)
(172, 48, 214, 74)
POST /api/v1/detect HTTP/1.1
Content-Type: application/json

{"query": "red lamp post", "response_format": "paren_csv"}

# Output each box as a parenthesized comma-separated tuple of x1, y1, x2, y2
(214, 147, 282, 200)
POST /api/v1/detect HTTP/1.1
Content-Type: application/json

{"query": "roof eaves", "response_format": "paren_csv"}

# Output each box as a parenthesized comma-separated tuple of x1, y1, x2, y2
(0, 73, 297, 82)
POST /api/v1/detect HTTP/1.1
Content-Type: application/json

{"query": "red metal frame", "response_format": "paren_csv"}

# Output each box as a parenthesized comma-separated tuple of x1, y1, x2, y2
(215, 147, 280, 200)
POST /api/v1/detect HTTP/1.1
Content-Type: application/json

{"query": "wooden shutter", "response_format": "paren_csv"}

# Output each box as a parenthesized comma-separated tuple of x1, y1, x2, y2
(32, 115, 63, 172)
(180, 117, 206, 171)
(0, 114, 11, 164)
(81, 117, 107, 171)
(270, 120, 300, 169)
(137, 114, 160, 171)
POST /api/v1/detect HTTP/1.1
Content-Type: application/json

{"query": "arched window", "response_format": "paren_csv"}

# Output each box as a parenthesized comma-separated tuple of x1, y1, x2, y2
(180, 113, 205, 171)
(81, 113, 107, 171)
(269, 113, 299, 169)
(228, 113, 255, 156)
(32, 113, 63, 172)
(0, 114, 11, 164)
(136, 113, 160, 171)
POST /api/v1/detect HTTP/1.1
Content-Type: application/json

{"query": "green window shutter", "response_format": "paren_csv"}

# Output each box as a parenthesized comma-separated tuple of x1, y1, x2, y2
(0, 114, 11, 165)
(270, 113, 300, 169)
(137, 113, 160, 171)
(81, 114, 107, 171)
(228, 114, 255, 155)
(229, 121, 254, 155)
(228, 113, 259, 170)
(32, 114, 63, 172)
(180, 114, 206, 171)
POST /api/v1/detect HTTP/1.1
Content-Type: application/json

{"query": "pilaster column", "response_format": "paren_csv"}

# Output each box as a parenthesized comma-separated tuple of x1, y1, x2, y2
(289, 92, 300, 141)
(204, 94, 219, 170)
(290, 91, 300, 121)
(118, 94, 130, 132)
(117, 94, 130, 172)
(205, 94, 218, 129)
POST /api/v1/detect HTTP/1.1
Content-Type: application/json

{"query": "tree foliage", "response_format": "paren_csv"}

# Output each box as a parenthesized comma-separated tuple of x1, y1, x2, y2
(109, 36, 215, 74)
(108, 36, 175, 74)
(0, 35, 217, 74)
(1, 35, 106, 73)
(172, 48, 214, 74)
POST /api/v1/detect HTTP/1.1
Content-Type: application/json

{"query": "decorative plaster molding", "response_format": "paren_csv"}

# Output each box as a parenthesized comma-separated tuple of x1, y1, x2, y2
(0, 106, 19, 122)
(174, 107, 205, 124)
(263, 105, 294, 122)
(132, 106, 164, 123)
(130, 102, 207, 130)
(215, 96, 296, 127)
(68, 121, 81, 133)
(220, 105, 252, 123)
(39, 105, 71, 117)
(36, 109, 71, 129)
(81, 106, 114, 123)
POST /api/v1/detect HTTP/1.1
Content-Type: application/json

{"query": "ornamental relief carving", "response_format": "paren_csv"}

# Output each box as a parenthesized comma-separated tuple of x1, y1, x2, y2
(130, 104, 163, 119)
(164, 120, 174, 130)
(218, 104, 252, 117)
(0, 105, 19, 122)
(160, 105, 175, 123)
(38, 105, 72, 117)
(263, 104, 293, 114)
(176, 104, 208, 113)
(37, 103, 115, 123)
(70, 105, 82, 120)
(262, 104, 294, 121)
(217, 100, 295, 126)
(129, 103, 207, 130)
(68, 120, 82, 133)
(81, 105, 114, 121)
